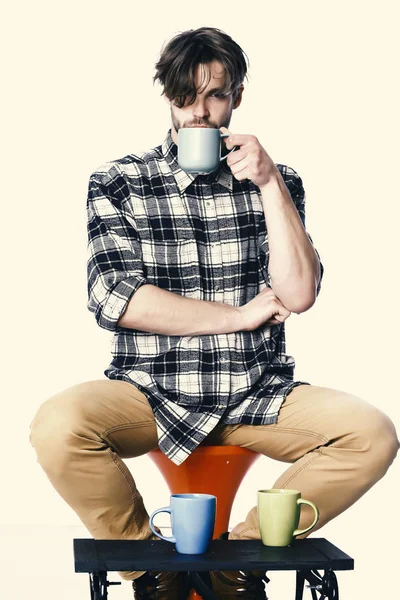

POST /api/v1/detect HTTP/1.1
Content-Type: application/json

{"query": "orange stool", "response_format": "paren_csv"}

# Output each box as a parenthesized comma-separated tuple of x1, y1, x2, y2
(148, 446, 259, 599)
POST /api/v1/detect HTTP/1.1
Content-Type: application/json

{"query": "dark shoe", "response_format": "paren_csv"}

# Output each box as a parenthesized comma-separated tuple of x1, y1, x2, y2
(132, 571, 190, 600)
(210, 532, 270, 600)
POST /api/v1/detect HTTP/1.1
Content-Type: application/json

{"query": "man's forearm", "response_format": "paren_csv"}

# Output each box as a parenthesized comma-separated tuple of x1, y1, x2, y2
(117, 284, 243, 335)
(259, 170, 320, 313)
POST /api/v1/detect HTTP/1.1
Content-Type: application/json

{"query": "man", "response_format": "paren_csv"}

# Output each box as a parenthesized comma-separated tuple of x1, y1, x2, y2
(30, 26, 398, 600)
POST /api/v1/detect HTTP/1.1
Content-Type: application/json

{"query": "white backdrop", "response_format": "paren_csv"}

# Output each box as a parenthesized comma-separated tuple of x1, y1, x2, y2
(2, 1, 399, 598)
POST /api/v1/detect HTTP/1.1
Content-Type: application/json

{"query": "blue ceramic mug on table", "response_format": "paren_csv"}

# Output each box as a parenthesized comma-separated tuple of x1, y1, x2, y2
(149, 493, 216, 554)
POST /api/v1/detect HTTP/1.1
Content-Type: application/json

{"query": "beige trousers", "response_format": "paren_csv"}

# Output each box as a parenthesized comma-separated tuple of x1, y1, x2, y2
(30, 379, 399, 581)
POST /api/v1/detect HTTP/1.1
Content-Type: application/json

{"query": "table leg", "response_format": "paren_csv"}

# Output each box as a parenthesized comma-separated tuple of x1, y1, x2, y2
(190, 572, 221, 600)
(295, 571, 305, 600)
(298, 569, 339, 600)
(321, 570, 339, 600)
(90, 572, 107, 600)
(89, 572, 121, 600)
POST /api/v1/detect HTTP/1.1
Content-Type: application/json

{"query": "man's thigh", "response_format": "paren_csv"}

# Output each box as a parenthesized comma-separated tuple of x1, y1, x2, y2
(210, 384, 392, 462)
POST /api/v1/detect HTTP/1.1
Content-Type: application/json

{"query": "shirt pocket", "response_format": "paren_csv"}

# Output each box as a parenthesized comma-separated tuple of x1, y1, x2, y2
(141, 238, 201, 294)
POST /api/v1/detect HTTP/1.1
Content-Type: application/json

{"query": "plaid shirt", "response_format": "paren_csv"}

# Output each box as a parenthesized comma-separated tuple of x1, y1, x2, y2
(86, 129, 324, 465)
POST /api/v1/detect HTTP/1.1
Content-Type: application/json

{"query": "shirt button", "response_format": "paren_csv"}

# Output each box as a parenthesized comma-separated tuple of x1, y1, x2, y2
(206, 201, 212, 206)
(215, 285, 220, 291)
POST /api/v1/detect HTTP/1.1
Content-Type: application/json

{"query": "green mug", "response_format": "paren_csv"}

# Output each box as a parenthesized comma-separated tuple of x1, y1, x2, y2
(257, 489, 319, 547)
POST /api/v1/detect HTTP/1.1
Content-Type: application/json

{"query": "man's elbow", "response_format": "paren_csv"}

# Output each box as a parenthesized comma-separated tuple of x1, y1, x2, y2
(278, 289, 317, 314)
(292, 295, 317, 314)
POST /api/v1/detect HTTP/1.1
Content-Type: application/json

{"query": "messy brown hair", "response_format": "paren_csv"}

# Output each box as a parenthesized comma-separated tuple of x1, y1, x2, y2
(153, 27, 249, 108)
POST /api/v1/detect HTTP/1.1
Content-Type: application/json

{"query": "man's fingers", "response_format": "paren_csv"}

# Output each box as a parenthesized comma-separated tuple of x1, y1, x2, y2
(224, 133, 254, 149)
(275, 307, 291, 321)
(226, 148, 246, 166)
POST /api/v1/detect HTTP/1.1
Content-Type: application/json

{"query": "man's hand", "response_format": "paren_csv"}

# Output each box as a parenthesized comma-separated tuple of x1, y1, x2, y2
(237, 287, 291, 331)
(220, 126, 278, 189)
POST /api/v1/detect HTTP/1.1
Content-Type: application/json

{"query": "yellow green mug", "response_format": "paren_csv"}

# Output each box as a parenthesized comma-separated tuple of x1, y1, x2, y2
(257, 489, 319, 547)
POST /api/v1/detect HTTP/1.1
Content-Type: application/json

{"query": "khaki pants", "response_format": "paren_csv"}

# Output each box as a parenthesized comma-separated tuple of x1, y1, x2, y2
(30, 379, 399, 581)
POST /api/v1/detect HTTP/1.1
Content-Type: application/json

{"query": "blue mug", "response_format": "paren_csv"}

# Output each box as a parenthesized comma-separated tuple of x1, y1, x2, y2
(178, 127, 236, 174)
(149, 493, 216, 554)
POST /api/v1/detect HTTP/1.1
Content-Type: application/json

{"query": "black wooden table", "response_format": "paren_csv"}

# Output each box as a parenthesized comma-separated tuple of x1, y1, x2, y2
(74, 537, 354, 600)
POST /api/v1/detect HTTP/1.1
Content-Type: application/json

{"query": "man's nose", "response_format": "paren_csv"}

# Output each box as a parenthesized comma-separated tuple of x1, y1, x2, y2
(192, 96, 210, 119)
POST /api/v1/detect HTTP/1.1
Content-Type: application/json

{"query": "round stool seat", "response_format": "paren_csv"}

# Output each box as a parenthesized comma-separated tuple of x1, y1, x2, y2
(148, 445, 259, 538)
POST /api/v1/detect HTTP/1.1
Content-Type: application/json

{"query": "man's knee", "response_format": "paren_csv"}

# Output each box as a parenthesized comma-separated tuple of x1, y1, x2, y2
(29, 382, 96, 473)
(351, 407, 399, 482)
(370, 410, 399, 471)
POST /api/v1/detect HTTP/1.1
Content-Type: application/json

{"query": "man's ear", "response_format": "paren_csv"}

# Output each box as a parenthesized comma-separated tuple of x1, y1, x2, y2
(233, 85, 244, 110)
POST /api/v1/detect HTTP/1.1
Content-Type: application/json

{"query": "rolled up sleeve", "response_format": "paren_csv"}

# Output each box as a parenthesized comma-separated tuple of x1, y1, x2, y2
(86, 166, 147, 331)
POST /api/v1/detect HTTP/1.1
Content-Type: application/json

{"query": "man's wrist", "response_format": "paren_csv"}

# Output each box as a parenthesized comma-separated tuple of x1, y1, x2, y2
(258, 166, 284, 194)
(230, 305, 247, 333)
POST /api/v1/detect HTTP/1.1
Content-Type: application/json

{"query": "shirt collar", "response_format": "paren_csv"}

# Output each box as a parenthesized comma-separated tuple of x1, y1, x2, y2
(161, 129, 233, 193)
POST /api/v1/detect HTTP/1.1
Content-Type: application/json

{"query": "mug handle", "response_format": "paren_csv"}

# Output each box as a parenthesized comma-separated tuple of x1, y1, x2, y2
(219, 133, 238, 162)
(293, 499, 319, 537)
(149, 507, 176, 543)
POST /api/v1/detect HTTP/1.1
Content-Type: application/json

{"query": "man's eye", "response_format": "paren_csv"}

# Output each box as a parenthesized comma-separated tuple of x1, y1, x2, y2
(210, 93, 225, 98)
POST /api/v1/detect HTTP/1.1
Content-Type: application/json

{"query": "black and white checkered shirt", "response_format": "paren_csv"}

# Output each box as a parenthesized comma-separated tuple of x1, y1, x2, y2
(86, 129, 324, 465)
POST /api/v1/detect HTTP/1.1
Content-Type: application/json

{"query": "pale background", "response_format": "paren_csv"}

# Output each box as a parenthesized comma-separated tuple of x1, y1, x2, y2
(2, 0, 399, 598)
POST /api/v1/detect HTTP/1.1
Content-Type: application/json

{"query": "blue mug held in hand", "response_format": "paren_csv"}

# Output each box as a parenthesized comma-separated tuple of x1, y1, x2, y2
(149, 493, 216, 554)
(178, 127, 236, 174)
